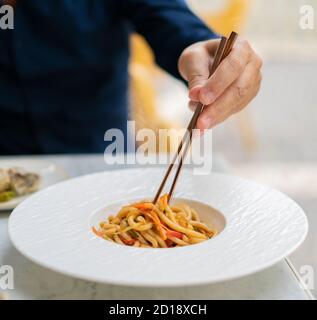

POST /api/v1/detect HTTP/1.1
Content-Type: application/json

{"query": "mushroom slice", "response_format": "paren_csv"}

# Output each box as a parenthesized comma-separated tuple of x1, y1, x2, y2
(8, 167, 41, 196)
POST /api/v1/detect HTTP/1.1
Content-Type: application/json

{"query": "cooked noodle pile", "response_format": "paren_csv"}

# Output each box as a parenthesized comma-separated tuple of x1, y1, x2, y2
(92, 194, 216, 248)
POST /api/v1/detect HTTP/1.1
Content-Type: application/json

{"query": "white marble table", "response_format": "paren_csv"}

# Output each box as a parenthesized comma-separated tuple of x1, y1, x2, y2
(0, 154, 314, 300)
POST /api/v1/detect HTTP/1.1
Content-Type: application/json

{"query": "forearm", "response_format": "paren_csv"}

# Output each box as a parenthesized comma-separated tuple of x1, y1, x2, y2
(119, 0, 218, 79)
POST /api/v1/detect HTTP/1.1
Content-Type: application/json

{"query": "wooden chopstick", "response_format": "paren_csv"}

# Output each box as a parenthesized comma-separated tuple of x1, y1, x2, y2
(153, 32, 238, 204)
(222, 31, 238, 61)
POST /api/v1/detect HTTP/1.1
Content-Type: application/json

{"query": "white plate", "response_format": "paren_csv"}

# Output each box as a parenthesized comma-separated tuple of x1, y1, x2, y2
(0, 158, 69, 211)
(8, 168, 308, 287)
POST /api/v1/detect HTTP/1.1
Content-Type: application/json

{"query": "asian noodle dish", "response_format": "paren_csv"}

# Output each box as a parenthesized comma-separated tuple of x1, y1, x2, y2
(92, 194, 216, 248)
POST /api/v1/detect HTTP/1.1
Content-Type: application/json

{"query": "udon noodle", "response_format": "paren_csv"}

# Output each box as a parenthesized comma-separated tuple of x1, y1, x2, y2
(92, 194, 216, 248)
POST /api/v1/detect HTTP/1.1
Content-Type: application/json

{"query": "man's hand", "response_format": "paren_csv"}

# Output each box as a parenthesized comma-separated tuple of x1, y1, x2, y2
(178, 37, 262, 130)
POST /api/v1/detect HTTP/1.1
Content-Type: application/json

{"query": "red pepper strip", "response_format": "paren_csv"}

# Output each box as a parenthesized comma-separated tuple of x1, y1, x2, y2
(166, 229, 183, 239)
(165, 239, 174, 247)
(119, 236, 135, 246)
(91, 226, 103, 237)
(143, 211, 167, 240)
(134, 206, 167, 241)
(132, 203, 154, 210)
(161, 224, 183, 240)
(132, 201, 169, 240)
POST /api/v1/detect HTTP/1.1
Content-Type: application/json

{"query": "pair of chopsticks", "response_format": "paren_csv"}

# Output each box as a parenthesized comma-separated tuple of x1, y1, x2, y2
(153, 31, 238, 204)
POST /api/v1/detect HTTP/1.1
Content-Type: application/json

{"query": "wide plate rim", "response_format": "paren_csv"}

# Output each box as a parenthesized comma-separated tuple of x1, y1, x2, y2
(8, 168, 308, 287)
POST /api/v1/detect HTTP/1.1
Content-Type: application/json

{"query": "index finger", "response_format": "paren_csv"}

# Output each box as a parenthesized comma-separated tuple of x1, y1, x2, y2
(199, 39, 251, 105)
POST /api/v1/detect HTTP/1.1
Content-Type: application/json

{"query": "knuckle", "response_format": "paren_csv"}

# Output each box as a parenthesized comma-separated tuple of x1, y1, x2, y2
(241, 39, 250, 49)
(179, 46, 198, 67)
(227, 55, 244, 74)
(235, 71, 262, 101)
(238, 39, 261, 65)
(180, 45, 202, 61)
(235, 85, 249, 99)
(239, 39, 251, 57)
(254, 55, 263, 69)
(239, 39, 250, 50)
(180, 48, 195, 62)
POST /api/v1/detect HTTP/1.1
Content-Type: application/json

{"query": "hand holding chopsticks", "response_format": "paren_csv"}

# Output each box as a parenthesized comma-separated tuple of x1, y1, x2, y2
(153, 32, 239, 204)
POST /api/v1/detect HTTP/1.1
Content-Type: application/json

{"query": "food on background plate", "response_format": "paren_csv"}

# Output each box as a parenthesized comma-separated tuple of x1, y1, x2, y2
(0, 167, 41, 202)
(92, 194, 216, 248)
(0, 169, 10, 193)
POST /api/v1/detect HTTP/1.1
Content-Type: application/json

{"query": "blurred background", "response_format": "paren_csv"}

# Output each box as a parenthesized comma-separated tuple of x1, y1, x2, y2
(129, 0, 317, 294)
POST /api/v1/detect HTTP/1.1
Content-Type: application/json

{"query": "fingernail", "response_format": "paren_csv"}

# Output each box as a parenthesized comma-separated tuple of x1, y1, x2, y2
(189, 86, 201, 101)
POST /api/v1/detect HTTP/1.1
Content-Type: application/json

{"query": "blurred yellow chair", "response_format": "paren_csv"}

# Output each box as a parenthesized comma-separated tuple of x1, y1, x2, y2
(129, 0, 254, 152)
(201, 0, 251, 36)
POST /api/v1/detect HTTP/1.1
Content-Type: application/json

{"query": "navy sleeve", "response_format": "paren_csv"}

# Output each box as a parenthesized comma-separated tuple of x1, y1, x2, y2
(119, 0, 218, 79)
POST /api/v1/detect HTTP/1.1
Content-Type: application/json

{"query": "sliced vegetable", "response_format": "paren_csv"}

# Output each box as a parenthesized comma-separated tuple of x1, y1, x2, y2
(119, 236, 135, 246)
(0, 191, 16, 203)
(165, 239, 174, 247)
(128, 229, 139, 239)
(132, 203, 153, 210)
(91, 226, 103, 237)
(143, 211, 166, 240)
(134, 202, 167, 240)
(165, 229, 183, 239)
(159, 194, 168, 208)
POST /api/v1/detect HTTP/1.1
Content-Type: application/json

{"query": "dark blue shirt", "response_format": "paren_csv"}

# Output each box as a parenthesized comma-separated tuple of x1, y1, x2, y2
(0, 0, 216, 155)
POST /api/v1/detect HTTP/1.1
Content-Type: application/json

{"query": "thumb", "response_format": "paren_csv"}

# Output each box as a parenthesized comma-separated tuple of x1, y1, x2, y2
(178, 46, 210, 101)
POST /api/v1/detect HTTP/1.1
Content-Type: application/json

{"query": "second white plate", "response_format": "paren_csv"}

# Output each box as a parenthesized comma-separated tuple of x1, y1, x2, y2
(0, 158, 68, 211)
